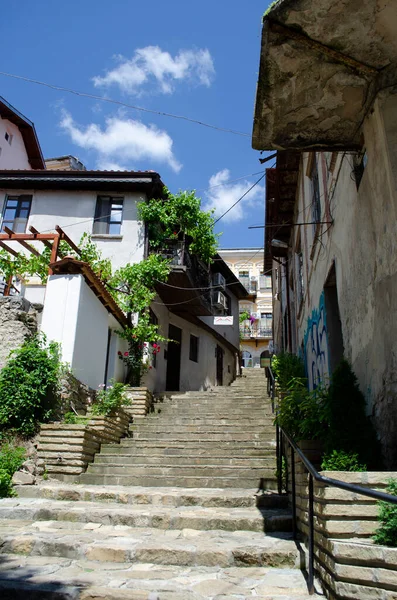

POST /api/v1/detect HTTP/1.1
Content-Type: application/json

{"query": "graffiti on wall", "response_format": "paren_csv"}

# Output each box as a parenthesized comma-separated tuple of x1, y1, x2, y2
(304, 292, 330, 389)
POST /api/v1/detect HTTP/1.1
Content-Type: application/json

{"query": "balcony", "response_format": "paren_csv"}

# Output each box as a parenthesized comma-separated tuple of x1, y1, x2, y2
(238, 277, 258, 295)
(152, 241, 213, 317)
(240, 324, 273, 339)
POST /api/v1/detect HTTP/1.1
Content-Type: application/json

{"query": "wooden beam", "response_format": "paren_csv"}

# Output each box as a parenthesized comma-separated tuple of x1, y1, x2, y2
(55, 226, 81, 256)
(3, 227, 41, 258)
(29, 226, 53, 250)
(0, 241, 19, 258)
(0, 233, 57, 241)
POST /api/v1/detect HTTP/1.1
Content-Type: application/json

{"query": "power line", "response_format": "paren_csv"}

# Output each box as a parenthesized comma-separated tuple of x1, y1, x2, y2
(0, 70, 250, 138)
(213, 173, 267, 225)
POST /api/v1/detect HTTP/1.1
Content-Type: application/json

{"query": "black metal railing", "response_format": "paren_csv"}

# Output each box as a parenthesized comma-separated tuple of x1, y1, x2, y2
(267, 365, 397, 595)
(240, 325, 272, 338)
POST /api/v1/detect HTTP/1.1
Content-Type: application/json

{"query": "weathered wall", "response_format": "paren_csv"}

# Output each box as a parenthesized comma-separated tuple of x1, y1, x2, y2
(288, 89, 397, 467)
(0, 297, 41, 368)
(0, 189, 145, 270)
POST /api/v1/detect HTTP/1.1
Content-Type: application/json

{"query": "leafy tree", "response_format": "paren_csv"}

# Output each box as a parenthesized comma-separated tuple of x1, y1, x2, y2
(137, 188, 219, 263)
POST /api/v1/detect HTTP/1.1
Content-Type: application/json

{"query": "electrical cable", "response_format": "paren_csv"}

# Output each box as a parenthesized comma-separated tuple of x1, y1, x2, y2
(213, 172, 267, 225)
(0, 70, 250, 137)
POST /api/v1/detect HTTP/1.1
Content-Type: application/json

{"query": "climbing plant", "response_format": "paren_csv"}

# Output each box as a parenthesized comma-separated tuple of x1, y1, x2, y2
(137, 188, 219, 263)
(108, 254, 171, 386)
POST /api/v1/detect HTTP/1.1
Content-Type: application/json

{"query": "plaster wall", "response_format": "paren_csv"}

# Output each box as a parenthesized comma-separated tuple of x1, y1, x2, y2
(0, 117, 31, 170)
(288, 91, 397, 466)
(0, 189, 145, 270)
(41, 274, 121, 389)
(143, 298, 236, 394)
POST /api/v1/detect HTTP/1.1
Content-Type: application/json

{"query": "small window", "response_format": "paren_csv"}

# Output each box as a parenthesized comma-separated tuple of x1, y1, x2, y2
(93, 196, 124, 235)
(1, 195, 32, 233)
(189, 334, 199, 363)
(4, 132, 12, 145)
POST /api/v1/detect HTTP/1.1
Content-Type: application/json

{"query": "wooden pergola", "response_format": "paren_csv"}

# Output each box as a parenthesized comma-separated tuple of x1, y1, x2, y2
(0, 225, 81, 296)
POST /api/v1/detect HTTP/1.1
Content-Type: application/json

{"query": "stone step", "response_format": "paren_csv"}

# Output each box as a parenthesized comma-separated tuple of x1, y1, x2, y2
(94, 455, 275, 467)
(130, 426, 276, 435)
(131, 432, 273, 441)
(16, 484, 288, 509)
(79, 474, 276, 488)
(101, 444, 275, 457)
(0, 554, 315, 600)
(0, 520, 299, 569)
(143, 416, 273, 424)
(118, 440, 275, 450)
(0, 498, 291, 533)
(84, 464, 275, 479)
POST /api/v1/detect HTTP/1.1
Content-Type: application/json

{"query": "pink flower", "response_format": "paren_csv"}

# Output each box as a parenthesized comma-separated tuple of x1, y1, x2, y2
(117, 351, 122, 356)
(153, 343, 158, 349)
(124, 352, 129, 357)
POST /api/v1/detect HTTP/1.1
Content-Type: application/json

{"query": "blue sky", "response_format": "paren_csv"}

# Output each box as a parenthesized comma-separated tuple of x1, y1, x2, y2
(1, 0, 273, 248)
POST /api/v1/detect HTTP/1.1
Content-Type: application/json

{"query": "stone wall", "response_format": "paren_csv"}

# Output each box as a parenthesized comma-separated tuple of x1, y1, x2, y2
(0, 296, 42, 368)
(55, 372, 95, 419)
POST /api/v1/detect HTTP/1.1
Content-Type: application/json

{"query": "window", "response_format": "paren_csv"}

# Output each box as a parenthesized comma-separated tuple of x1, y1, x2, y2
(260, 312, 272, 334)
(1, 195, 32, 233)
(309, 154, 321, 234)
(259, 272, 272, 290)
(238, 270, 250, 288)
(93, 196, 124, 235)
(4, 132, 12, 145)
(189, 334, 199, 362)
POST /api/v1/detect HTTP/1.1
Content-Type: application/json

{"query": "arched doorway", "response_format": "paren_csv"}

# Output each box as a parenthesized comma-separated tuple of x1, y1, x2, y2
(260, 350, 270, 368)
(241, 350, 253, 368)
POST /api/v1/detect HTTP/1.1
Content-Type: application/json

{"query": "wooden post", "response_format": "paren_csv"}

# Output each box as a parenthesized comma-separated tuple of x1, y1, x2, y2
(48, 233, 61, 276)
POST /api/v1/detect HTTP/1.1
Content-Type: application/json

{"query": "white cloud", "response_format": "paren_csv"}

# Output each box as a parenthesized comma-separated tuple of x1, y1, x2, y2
(203, 170, 265, 223)
(93, 46, 215, 95)
(60, 111, 182, 173)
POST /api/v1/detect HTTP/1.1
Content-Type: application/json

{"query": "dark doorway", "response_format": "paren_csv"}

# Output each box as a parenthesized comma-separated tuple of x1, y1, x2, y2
(166, 325, 182, 391)
(324, 263, 344, 374)
(216, 345, 224, 386)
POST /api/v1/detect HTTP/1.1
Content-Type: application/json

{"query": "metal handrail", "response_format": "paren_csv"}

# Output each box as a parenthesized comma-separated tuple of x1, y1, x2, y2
(266, 365, 397, 596)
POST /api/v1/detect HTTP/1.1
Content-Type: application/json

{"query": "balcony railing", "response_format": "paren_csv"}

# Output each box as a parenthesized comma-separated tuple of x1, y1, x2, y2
(240, 325, 272, 339)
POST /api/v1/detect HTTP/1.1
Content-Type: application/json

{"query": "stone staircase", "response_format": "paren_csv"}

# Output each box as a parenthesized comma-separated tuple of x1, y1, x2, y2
(0, 369, 321, 599)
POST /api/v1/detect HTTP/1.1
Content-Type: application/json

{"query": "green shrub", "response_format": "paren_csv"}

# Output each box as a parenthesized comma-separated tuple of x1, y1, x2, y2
(0, 443, 26, 476)
(91, 380, 128, 416)
(321, 450, 366, 471)
(272, 352, 306, 390)
(0, 442, 26, 498)
(0, 334, 63, 437)
(276, 377, 328, 440)
(324, 359, 382, 469)
(0, 468, 13, 498)
(373, 479, 397, 547)
(63, 412, 89, 425)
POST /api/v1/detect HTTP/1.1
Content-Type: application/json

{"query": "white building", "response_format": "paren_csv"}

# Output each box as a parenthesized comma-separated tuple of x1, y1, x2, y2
(219, 248, 272, 368)
(0, 167, 246, 392)
(0, 96, 44, 170)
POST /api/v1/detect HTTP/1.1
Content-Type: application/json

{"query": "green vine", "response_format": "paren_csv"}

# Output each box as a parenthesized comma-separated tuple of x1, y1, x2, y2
(137, 188, 219, 263)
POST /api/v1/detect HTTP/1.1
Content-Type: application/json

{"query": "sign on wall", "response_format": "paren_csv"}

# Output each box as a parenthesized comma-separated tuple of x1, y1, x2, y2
(214, 316, 234, 325)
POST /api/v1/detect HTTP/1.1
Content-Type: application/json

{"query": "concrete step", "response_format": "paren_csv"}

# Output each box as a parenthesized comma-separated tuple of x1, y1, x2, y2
(79, 474, 277, 488)
(16, 484, 289, 509)
(0, 554, 316, 600)
(142, 416, 274, 424)
(0, 519, 299, 569)
(0, 498, 291, 533)
(130, 426, 276, 435)
(94, 455, 275, 467)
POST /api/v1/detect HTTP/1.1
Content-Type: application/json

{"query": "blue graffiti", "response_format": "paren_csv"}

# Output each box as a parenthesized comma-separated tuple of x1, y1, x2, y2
(304, 292, 330, 389)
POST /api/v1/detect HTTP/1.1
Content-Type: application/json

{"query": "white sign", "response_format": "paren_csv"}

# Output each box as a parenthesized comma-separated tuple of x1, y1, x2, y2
(214, 316, 234, 325)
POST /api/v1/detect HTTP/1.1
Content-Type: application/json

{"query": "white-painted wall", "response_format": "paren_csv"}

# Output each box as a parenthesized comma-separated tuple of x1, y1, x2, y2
(40, 274, 125, 389)
(0, 189, 146, 270)
(143, 298, 237, 393)
(0, 117, 31, 170)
